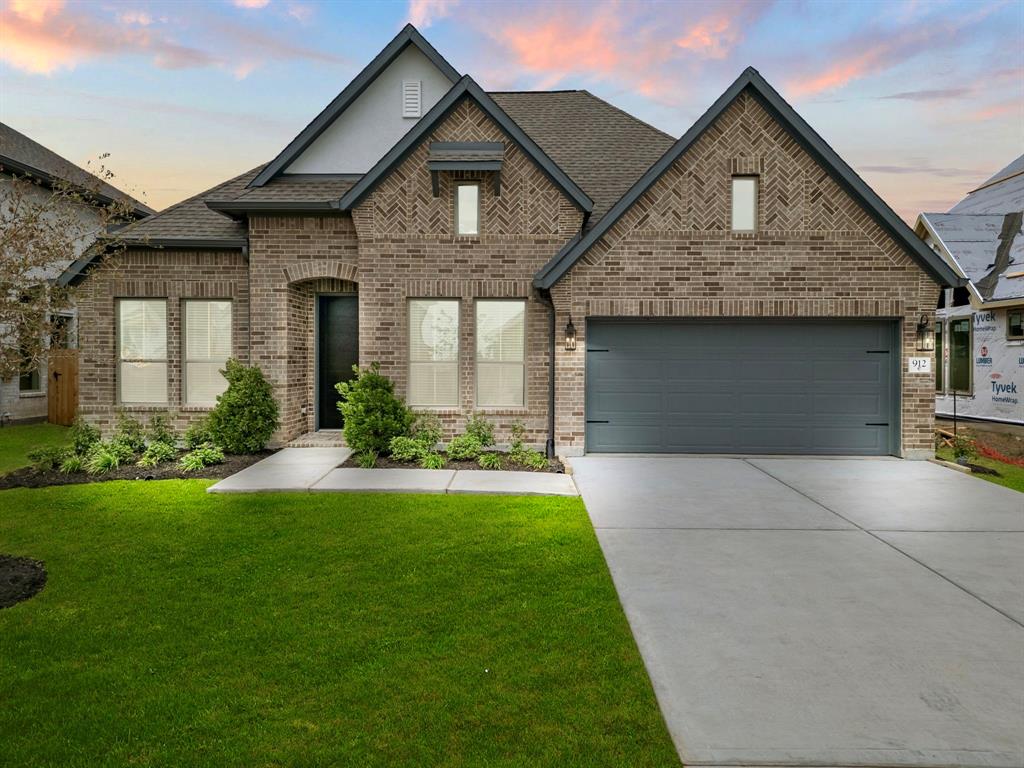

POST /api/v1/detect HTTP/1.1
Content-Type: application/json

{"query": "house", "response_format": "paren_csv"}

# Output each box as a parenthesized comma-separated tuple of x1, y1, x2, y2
(915, 155, 1024, 427)
(59, 24, 961, 458)
(0, 122, 152, 424)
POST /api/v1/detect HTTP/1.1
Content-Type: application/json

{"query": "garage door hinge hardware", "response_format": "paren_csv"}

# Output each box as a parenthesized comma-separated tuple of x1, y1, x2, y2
(865, 422, 889, 426)
(865, 350, 890, 354)
(586, 348, 610, 352)
(586, 420, 610, 424)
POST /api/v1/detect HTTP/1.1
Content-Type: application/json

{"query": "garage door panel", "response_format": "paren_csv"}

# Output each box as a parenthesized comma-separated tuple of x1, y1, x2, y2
(586, 319, 896, 455)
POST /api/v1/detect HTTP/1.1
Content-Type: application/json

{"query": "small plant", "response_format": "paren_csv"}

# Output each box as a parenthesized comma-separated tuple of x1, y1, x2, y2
(184, 418, 215, 450)
(114, 410, 146, 454)
(107, 439, 137, 464)
(419, 452, 446, 470)
(478, 452, 503, 470)
(146, 413, 176, 447)
(356, 451, 378, 469)
(410, 412, 442, 452)
(86, 445, 122, 475)
(59, 454, 85, 474)
(465, 413, 495, 447)
(70, 417, 101, 456)
(389, 436, 426, 462)
(208, 359, 280, 454)
(446, 433, 483, 460)
(137, 441, 177, 468)
(179, 444, 225, 472)
(27, 445, 68, 473)
(951, 434, 978, 464)
(336, 363, 413, 454)
(516, 449, 549, 471)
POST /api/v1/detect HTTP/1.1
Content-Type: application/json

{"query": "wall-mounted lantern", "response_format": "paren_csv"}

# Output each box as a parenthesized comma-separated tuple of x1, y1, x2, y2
(564, 316, 577, 351)
(916, 314, 935, 352)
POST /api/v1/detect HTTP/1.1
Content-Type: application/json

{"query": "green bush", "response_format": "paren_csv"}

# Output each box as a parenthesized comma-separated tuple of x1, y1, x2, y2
(86, 445, 122, 475)
(951, 434, 978, 463)
(59, 454, 84, 474)
(70, 418, 101, 456)
(446, 433, 483, 460)
(184, 418, 215, 450)
(516, 449, 549, 471)
(356, 451, 378, 469)
(478, 452, 502, 470)
(207, 359, 279, 454)
(336, 363, 413, 455)
(114, 411, 146, 454)
(410, 412, 442, 451)
(146, 414, 176, 447)
(27, 445, 68, 473)
(179, 444, 225, 472)
(388, 436, 426, 462)
(137, 441, 177, 468)
(106, 439, 136, 464)
(419, 452, 446, 470)
(465, 413, 495, 447)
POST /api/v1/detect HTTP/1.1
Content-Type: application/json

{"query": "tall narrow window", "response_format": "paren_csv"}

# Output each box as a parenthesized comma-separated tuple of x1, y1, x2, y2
(409, 299, 459, 407)
(935, 321, 943, 392)
(731, 176, 758, 232)
(948, 317, 971, 394)
(18, 336, 40, 392)
(456, 182, 479, 235)
(184, 300, 232, 406)
(118, 299, 167, 404)
(1008, 310, 1023, 340)
(476, 300, 526, 407)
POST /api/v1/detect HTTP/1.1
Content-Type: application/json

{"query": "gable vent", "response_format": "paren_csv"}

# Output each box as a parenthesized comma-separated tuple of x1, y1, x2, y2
(402, 80, 422, 118)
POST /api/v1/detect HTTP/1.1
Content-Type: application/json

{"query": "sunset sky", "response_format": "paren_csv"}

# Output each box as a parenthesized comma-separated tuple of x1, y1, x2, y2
(1, 0, 1021, 222)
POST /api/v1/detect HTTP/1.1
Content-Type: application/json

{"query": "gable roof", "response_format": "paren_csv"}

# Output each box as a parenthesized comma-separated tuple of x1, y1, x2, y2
(338, 76, 594, 214)
(949, 153, 1024, 215)
(249, 24, 459, 188)
(1, 121, 153, 217)
(533, 67, 964, 289)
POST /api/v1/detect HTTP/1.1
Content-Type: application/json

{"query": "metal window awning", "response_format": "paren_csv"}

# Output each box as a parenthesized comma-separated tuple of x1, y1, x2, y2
(427, 142, 504, 196)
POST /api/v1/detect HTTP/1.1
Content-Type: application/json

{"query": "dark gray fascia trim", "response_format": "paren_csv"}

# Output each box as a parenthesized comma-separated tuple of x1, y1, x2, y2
(57, 237, 247, 287)
(428, 141, 505, 153)
(533, 67, 963, 289)
(248, 24, 460, 188)
(205, 199, 341, 216)
(426, 161, 503, 171)
(339, 77, 593, 214)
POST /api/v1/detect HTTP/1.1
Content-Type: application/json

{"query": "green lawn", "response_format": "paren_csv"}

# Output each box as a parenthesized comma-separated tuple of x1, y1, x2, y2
(936, 447, 1024, 493)
(0, 482, 677, 767)
(0, 422, 69, 474)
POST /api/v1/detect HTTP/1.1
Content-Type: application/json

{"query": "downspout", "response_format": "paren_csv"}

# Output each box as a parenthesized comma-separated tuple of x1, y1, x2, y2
(536, 287, 557, 459)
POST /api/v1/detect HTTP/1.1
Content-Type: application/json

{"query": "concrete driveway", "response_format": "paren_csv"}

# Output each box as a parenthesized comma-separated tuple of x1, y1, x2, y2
(572, 457, 1024, 768)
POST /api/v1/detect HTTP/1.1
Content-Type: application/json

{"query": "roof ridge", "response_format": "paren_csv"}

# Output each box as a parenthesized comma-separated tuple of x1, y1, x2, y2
(487, 89, 584, 94)
(574, 89, 676, 143)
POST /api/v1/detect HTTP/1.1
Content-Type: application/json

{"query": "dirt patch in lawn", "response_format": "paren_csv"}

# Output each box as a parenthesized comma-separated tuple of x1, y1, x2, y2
(0, 555, 47, 609)
(0, 451, 275, 490)
(342, 454, 565, 473)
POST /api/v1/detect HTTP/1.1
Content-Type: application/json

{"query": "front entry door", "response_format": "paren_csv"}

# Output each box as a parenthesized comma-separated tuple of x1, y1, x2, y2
(317, 295, 359, 429)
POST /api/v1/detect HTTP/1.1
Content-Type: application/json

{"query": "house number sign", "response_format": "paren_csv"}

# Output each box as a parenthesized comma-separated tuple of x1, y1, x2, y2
(908, 357, 932, 373)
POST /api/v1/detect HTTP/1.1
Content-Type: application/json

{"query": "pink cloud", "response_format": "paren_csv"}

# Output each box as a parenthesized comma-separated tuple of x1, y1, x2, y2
(408, 0, 459, 29)
(232, 0, 271, 8)
(286, 2, 314, 23)
(675, 15, 739, 60)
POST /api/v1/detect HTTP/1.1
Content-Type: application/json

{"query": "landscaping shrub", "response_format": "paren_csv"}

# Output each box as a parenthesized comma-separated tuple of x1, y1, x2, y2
(356, 451, 378, 469)
(137, 441, 177, 468)
(113, 411, 146, 454)
(27, 445, 68, 473)
(419, 452, 446, 470)
(951, 434, 978, 463)
(208, 359, 279, 454)
(388, 436, 426, 462)
(517, 449, 549, 470)
(336, 363, 413, 455)
(446, 433, 483, 460)
(146, 414, 176, 447)
(478, 452, 502, 470)
(59, 454, 84, 474)
(465, 413, 495, 447)
(410, 412, 442, 452)
(184, 418, 215, 450)
(86, 444, 122, 475)
(179, 444, 225, 472)
(506, 419, 548, 470)
(70, 418, 101, 457)
(106, 439, 136, 464)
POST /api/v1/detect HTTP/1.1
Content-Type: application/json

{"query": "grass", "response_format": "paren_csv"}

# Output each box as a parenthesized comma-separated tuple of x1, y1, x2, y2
(0, 482, 677, 767)
(936, 447, 1024, 493)
(0, 422, 69, 474)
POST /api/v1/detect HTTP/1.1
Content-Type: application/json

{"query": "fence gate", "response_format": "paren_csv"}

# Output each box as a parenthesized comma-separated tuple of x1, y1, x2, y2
(47, 349, 78, 426)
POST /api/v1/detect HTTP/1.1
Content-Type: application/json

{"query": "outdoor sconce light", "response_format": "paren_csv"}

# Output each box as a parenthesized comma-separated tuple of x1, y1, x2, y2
(916, 314, 935, 352)
(564, 316, 577, 351)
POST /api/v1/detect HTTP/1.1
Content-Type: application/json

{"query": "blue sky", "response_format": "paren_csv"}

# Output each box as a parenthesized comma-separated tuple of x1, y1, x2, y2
(1, 0, 1021, 221)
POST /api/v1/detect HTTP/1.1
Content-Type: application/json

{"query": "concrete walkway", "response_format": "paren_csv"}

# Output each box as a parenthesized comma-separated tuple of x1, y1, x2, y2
(207, 448, 577, 496)
(573, 456, 1024, 768)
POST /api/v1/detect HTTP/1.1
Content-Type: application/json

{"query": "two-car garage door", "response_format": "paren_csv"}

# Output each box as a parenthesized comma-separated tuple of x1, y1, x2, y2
(585, 319, 898, 455)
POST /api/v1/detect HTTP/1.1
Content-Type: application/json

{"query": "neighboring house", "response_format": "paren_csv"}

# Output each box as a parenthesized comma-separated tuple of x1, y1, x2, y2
(916, 155, 1024, 427)
(60, 25, 961, 458)
(0, 122, 152, 424)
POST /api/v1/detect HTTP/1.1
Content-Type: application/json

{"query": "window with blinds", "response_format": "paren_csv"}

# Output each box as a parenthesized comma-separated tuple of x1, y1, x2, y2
(476, 300, 525, 407)
(402, 79, 422, 118)
(118, 299, 167, 404)
(184, 300, 232, 406)
(408, 299, 459, 407)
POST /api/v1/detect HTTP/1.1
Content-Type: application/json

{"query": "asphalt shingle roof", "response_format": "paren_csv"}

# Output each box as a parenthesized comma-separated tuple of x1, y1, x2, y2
(0, 121, 153, 216)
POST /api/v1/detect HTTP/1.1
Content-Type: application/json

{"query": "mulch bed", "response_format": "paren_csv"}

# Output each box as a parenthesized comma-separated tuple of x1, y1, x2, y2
(0, 451, 275, 490)
(342, 453, 565, 473)
(0, 555, 47, 609)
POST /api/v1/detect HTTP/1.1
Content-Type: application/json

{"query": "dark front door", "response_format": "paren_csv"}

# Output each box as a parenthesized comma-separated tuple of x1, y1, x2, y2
(317, 295, 359, 429)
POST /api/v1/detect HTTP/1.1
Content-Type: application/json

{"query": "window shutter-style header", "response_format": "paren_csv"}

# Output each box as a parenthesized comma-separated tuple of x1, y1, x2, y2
(402, 80, 422, 118)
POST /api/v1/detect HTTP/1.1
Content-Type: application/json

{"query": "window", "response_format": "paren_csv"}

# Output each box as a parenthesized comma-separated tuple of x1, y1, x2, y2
(1008, 310, 1023, 340)
(476, 300, 526, 407)
(19, 369, 40, 393)
(51, 314, 74, 349)
(456, 182, 479, 235)
(408, 299, 459, 407)
(402, 80, 422, 118)
(948, 316, 971, 394)
(184, 300, 232, 406)
(118, 299, 167, 404)
(935, 322, 943, 392)
(731, 176, 757, 232)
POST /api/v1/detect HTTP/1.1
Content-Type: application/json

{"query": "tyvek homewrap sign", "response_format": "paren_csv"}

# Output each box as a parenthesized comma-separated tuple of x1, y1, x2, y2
(970, 310, 1022, 422)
